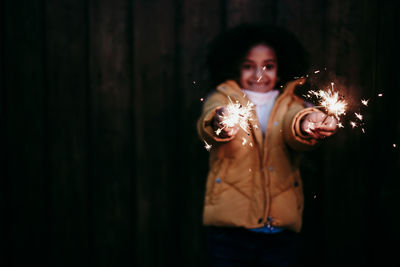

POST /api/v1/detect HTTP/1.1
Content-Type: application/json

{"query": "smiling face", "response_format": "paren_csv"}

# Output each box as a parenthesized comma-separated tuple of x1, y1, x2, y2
(239, 44, 278, 93)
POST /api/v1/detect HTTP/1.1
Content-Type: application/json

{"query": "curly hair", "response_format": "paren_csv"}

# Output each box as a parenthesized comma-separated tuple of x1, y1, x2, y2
(207, 24, 309, 88)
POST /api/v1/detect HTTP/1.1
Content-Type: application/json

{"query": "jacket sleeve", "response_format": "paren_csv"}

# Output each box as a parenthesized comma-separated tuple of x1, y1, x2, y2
(197, 91, 236, 144)
(282, 100, 321, 151)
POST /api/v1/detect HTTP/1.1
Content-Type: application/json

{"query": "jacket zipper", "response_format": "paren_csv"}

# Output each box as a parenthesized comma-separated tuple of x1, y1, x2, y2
(261, 92, 288, 227)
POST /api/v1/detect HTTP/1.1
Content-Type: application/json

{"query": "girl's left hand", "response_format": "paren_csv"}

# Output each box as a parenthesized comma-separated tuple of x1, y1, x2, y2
(301, 111, 338, 140)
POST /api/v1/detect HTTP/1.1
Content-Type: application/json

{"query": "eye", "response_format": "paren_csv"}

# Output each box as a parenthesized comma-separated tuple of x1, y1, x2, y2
(264, 63, 276, 70)
(241, 63, 254, 70)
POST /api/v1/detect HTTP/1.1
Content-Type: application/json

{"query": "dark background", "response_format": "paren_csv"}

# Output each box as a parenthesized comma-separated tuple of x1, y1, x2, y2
(2, 0, 400, 266)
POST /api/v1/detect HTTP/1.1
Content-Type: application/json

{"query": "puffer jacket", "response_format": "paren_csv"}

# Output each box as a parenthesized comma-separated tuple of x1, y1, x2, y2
(197, 79, 320, 232)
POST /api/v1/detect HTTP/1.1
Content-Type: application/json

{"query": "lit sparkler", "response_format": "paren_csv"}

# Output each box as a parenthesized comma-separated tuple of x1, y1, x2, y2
(307, 83, 347, 124)
(217, 96, 254, 134)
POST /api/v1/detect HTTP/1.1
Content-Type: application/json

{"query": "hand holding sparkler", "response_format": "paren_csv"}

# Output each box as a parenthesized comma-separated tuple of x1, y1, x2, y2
(302, 82, 348, 138)
(301, 111, 338, 139)
(212, 107, 240, 138)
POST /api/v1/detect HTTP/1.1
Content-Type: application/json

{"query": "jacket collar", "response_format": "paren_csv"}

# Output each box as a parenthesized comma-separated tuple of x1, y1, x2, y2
(215, 78, 306, 149)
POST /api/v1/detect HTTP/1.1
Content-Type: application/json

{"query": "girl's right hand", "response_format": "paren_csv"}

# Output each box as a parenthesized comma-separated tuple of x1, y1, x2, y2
(212, 107, 239, 138)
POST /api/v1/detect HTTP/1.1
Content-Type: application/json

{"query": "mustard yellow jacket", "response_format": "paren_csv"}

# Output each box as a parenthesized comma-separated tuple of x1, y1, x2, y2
(197, 79, 320, 232)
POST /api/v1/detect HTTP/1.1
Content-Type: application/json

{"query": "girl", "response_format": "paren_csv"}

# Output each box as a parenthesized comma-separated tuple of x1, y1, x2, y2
(197, 24, 337, 266)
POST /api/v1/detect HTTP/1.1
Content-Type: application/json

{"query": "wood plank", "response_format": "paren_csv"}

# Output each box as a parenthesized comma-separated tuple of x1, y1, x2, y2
(175, 0, 224, 265)
(132, 0, 178, 265)
(226, 0, 278, 27)
(2, 0, 48, 265)
(276, 0, 328, 69)
(363, 1, 400, 265)
(88, 0, 134, 266)
(44, 0, 89, 265)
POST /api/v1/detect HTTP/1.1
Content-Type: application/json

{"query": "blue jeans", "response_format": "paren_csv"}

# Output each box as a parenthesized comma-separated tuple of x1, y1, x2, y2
(207, 226, 298, 267)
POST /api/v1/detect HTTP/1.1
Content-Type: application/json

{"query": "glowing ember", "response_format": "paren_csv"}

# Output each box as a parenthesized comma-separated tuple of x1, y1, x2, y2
(350, 121, 357, 128)
(308, 83, 347, 120)
(218, 96, 254, 134)
(242, 137, 247, 146)
(354, 113, 363, 121)
(204, 140, 212, 151)
(393, 144, 397, 148)
(361, 99, 369, 106)
(200, 98, 204, 102)
(378, 93, 383, 97)
(314, 70, 320, 74)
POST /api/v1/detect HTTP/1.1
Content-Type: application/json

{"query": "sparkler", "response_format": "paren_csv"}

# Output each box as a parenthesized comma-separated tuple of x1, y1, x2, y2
(307, 83, 347, 124)
(305, 69, 371, 131)
(216, 96, 254, 135)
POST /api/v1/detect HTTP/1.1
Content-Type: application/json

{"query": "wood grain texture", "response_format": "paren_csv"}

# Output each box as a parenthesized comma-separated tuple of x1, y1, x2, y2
(88, 0, 134, 266)
(3, 0, 48, 265)
(2, 0, 399, 266)
(44, 0, 89, 265)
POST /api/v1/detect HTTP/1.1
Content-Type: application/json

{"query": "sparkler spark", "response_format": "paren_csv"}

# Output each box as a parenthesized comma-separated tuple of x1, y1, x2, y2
(350, 121, 357, 128)
(218, 96, 254, 134)
(242, 138, 247, 146)
(361, 99, 369, 106)
(204, 140, 212, 151)
(308, 83, 347, 120)
(354, 113, 363, 121)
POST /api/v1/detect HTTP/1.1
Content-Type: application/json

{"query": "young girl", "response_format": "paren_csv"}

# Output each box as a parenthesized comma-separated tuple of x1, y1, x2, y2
(197, 24, 337, 266)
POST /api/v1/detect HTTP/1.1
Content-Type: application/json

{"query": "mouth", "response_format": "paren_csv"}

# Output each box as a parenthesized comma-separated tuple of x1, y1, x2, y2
(247, 82, 272, 92)
(249, 82, 269, 88)
(249, 82, 267, 86)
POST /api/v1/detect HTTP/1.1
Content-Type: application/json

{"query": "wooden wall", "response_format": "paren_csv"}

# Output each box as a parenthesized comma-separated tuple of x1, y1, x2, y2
(2, 0, 399, 266)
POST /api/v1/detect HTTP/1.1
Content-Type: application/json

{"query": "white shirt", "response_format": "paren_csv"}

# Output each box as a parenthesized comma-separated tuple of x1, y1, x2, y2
(242, 89, 279, 134)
